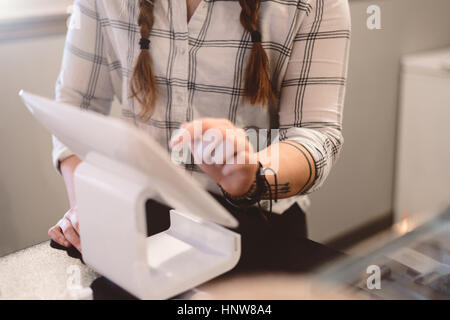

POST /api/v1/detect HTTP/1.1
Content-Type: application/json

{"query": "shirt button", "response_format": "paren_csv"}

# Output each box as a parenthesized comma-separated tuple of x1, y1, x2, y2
(179, 48, 186, 55)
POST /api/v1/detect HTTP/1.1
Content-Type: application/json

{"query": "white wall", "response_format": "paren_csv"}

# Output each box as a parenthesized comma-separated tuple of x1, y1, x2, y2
(307, 0, 450, 243)
(0, 35, 69, 256)
(0, 0, 74, 257)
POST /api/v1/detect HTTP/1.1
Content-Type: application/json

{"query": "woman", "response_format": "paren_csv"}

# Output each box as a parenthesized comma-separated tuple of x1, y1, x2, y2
(49, 0, 350, 270)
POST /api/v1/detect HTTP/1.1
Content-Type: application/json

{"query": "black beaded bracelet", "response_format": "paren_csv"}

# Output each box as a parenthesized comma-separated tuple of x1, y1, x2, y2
(219, 162, 267, 209)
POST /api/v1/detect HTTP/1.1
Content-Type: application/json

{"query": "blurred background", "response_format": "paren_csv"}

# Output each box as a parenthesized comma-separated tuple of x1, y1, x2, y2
(0, 0, 449, 257)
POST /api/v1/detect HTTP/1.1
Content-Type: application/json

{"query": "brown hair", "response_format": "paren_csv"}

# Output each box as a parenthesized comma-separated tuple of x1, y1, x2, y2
(130, 0, 275, 120)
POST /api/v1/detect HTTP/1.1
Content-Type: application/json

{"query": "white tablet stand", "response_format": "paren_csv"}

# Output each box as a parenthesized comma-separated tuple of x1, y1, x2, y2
(20, 91, 241, 300)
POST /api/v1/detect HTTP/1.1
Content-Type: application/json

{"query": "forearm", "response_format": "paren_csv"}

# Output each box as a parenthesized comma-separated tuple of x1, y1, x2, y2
(60, 155, 82, 208)
(257, 141, 316, 199)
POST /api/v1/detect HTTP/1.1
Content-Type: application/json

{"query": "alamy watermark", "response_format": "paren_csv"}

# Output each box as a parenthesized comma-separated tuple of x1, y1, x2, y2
(366, 265, 381, 290)
(66, 265, 82, 290)
(367, 5, 382, 30)
(169, 123, 280, 174)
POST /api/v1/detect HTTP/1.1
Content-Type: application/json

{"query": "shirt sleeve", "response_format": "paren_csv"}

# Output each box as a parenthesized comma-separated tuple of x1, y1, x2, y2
(278, 0, 351, 194)
(52, 0, 114, 172)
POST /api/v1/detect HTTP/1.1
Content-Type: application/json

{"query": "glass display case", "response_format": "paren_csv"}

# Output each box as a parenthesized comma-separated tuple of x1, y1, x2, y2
(318, 207, 450, 299)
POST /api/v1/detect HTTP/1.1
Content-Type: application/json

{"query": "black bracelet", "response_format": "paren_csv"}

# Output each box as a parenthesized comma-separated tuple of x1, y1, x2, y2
(219, 162, 266, 209)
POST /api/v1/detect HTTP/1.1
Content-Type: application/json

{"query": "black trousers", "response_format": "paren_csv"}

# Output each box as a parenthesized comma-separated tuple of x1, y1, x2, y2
(145, 194, 342, 272)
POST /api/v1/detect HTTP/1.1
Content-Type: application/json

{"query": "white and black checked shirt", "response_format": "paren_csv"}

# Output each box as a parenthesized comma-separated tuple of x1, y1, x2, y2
(53, 0, 351, 213)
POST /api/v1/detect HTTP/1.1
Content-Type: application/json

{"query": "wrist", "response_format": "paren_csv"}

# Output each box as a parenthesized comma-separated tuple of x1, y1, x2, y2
(219, 162, 267, 208)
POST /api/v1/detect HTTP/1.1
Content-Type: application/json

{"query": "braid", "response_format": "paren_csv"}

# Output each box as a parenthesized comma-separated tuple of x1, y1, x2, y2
(131, 0, 275, 121)
(130, 0, 157, 121)
(238, 0, 275, 108)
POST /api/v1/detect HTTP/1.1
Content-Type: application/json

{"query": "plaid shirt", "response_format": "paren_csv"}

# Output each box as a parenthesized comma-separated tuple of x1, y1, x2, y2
(53, 0, 351, 212)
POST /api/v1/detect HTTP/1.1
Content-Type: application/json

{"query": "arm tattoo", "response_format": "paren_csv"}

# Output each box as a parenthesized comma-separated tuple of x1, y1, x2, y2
(246, 177, 291, 200)
(279, 141, 314, 195)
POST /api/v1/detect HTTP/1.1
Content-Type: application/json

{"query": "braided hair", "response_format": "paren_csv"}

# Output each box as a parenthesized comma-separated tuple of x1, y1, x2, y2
(130, 0, 274, 120)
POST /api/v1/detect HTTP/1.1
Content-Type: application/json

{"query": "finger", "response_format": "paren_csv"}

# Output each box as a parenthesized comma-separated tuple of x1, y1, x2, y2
(181, 118, 233, 143)
(192, 130, 224, 165)
(169, 127, 189, 149)
(195, 126, 242, 163)
(182, 118, 233, 132)
(48, 224, 70, 247)
(180, 120, 202, 144)
(214, 129, 251, 165)
(179, 119, 252, 167)
(176, 120, 225, 163)
(59, 218, 82, 252)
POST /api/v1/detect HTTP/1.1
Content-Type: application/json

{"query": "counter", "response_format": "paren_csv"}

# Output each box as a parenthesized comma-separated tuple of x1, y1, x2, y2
(0, 241, 359, 300)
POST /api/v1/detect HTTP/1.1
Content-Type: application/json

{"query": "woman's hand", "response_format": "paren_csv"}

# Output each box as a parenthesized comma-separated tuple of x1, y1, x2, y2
(49, 155, 83, 252)
(170, 118, 259, 196)
(48, 207, 82, 253)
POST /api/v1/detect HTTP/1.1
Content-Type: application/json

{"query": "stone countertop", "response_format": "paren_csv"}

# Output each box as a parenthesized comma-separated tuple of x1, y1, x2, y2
(0, 241, 360, 300)
(0, 241, 98, 300)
